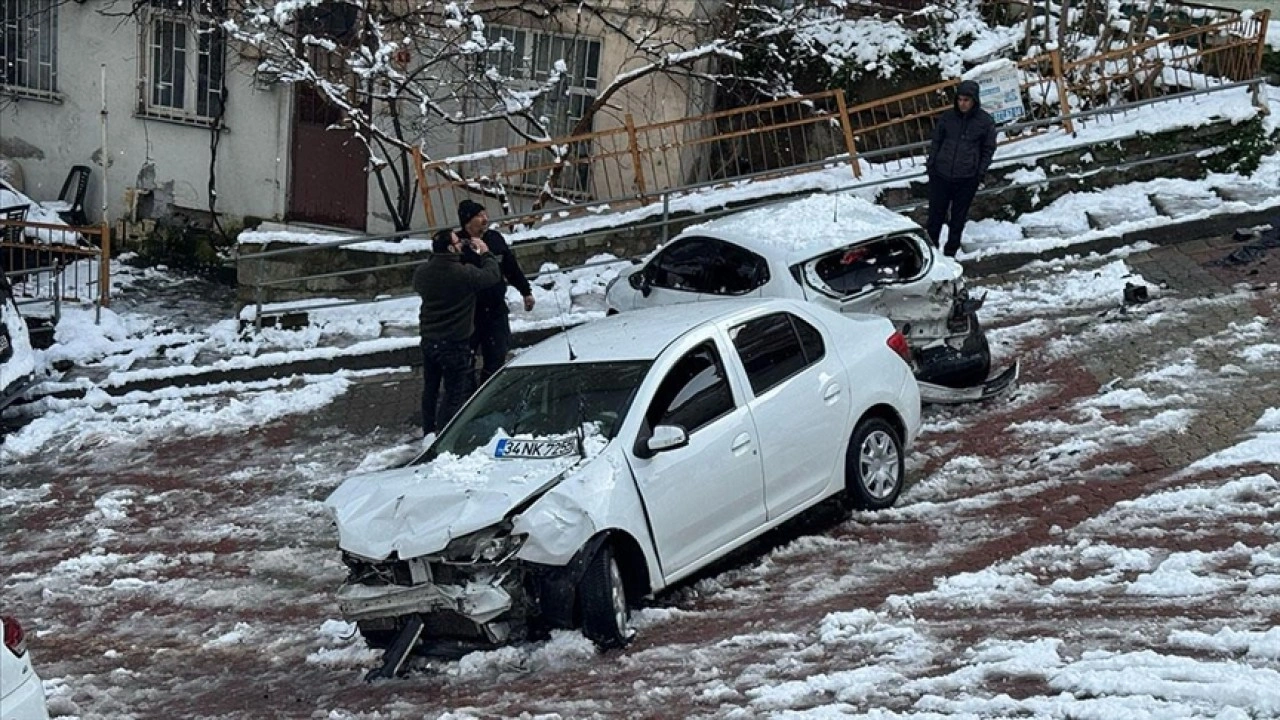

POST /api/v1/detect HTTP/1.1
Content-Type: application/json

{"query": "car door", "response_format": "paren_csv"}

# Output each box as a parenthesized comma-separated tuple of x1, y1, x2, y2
(620, 236, 770, 311)
(628, 337, 766, 579)
(727, 310, 850, 520)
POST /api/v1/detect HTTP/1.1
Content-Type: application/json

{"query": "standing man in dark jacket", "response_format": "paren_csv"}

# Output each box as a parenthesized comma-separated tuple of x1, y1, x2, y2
(414, 228, 502, 436)
(456, 199, 536, 387)
(925, 79, 998, 258)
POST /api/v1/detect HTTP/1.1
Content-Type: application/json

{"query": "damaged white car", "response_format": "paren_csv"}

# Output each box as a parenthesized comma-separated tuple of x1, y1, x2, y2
(605, 193, 1017, 403)
(325, 299, 921, 678)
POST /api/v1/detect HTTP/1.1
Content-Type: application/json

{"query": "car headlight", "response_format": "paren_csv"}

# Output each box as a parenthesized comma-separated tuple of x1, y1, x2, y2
(440, 525, 527, 565)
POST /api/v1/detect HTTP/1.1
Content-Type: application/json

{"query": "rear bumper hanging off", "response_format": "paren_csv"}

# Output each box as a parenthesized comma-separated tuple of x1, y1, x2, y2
(918, 360, 1019, 405)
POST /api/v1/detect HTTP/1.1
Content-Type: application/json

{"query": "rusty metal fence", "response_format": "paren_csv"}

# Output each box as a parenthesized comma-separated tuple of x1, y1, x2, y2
(416, 8, 1268, 227)
(412, 91, 859, 227)
(1, 220, 113, 313)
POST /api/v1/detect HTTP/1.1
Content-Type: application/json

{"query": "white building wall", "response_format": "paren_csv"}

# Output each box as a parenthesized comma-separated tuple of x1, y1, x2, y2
(0, 3, 292, 228)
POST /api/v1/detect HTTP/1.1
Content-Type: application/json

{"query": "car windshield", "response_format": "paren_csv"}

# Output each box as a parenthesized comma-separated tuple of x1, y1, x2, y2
(425, 361, 652, 461)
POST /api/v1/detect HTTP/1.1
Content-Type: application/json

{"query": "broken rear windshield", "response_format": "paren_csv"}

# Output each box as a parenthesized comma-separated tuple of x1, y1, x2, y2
(800, 234, 926, 298)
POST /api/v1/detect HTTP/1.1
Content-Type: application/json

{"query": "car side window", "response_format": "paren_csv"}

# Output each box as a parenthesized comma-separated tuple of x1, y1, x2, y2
(730, 312, 815, 396)
(645, 342, 735, 434)
(649, 236, 769, 295)
(792, 314, 826, 364)
(649, 237, 719, 292)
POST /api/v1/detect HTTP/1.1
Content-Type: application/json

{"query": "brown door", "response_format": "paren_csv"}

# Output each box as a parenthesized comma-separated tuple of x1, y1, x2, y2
(287, 70, 368, 230)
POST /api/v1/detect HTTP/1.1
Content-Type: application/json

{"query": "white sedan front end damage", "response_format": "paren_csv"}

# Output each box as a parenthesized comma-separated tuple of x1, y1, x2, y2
(336, 571, 515, 626)
(327, 445, 596, 658)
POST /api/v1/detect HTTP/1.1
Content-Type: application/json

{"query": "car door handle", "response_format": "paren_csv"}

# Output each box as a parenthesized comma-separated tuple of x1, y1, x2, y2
(731, 432, 752, 454)
(824, 383, 842, 403)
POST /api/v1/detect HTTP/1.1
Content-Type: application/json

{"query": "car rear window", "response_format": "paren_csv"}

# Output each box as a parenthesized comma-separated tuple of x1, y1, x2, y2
(800, 234, 926, 298)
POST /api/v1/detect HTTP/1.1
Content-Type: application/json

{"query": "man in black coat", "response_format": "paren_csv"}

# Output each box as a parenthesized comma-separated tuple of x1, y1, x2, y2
(457, 199, 535, 387)
(925, 79, 998, 258)
(414, 228, 502, 436)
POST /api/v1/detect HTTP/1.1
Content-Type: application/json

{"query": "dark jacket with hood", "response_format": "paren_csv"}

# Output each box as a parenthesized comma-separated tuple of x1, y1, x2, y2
(927, 79, 997, 181)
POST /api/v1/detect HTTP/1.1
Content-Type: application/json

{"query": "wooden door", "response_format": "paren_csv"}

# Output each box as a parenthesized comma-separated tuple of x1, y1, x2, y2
(287, 83, 368, 231)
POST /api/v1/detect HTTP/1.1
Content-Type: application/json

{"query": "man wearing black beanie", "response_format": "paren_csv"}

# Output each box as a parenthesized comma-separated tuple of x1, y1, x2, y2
(456, 199, 535, 387)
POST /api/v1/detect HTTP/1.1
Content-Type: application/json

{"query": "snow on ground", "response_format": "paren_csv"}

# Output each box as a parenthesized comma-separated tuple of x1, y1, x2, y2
(3, 10, 1280, 713)
(4, 229, 1279, 717)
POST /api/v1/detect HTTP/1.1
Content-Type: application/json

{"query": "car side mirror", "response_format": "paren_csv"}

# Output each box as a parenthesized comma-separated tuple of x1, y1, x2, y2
(647, 425, 687, 453)
(634, 424, 688, 459)
(629, 269, 653, 297)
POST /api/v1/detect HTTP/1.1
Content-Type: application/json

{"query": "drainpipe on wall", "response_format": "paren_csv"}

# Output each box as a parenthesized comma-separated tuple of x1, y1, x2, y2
(99, 63, 110, 319)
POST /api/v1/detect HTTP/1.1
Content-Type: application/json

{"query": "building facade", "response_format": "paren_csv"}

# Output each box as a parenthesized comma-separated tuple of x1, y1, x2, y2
(0, 0, 724, 236)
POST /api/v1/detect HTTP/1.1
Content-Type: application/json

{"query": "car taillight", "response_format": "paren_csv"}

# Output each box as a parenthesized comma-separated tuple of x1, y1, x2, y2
(2, 615, 28, 657)
(886, 330, 912, 365)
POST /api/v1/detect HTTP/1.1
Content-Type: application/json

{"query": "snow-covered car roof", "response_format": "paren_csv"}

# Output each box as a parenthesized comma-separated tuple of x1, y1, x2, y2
(512, 298, 809, 365)
(678, 193, 923, 267)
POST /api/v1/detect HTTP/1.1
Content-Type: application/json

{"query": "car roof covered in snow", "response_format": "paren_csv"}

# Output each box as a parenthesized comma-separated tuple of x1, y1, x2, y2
(677, 193, 923, 266)
(512, 298, 812, 366)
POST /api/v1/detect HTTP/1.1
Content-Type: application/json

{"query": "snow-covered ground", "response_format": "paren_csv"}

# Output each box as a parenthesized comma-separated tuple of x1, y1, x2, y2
(3, 233, 1278, 718)
(2, 12, 1279, 715)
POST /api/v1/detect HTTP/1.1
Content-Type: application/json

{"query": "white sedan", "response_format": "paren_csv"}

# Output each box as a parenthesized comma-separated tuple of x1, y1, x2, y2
(605, 193, 1016, 402)
(326, 298, 921, 677)
(1, 273, 37, 413)
(1, 615, 51, 720)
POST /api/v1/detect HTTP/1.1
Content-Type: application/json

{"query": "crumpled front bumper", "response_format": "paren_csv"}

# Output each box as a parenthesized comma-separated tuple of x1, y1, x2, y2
(336, 580, 513, 625)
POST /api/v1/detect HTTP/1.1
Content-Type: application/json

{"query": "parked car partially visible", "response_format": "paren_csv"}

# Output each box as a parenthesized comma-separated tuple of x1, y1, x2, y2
(1, 273, 38, 414)
(326, 298, 921, 678)
(605, 193, 1017, 403)
(0, 615, 51, 720)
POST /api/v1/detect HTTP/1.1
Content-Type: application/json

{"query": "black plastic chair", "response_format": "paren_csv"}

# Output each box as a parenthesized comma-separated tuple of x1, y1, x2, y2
(54, 165, 91, 226)
(0, 203, 28, 243)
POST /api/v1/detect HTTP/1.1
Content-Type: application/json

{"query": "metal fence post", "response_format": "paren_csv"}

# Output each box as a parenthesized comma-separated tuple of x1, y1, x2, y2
(624, 113, 649, 204)
(833, 89, 863, 179)
(254, 256, 264, 332)
(661, 192, 670, 245)
(412, 146, 437, 228)
(1051, 49, 1076, 134)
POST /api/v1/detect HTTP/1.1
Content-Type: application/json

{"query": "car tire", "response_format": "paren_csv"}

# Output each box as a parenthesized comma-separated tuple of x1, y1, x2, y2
(845, 417, 904, 511)
(579, 543, 632, 650)
(914, 316, 991, 388)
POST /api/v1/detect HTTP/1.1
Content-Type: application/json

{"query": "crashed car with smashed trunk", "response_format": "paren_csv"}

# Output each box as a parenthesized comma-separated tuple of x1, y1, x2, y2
(604, 193, 1017, 403)
(325, 299, 920, 675)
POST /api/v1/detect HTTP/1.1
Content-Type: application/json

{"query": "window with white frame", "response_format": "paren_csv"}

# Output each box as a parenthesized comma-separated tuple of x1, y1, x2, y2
(477, 26, 601, 195)
(138, 3, 225, 123)
(0, 0, 58, 97)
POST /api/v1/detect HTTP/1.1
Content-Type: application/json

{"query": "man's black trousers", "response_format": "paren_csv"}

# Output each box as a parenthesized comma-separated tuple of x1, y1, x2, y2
(472, 308, 511, 387)
(421, 338, 472, 435)
(926, 175, 981, 257)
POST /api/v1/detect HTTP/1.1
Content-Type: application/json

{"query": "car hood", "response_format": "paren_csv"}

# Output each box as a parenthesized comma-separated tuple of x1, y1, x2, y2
(325, 437, 594, 561)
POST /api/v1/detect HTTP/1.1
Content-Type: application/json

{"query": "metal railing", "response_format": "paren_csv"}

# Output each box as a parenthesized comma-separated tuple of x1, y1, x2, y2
(1, 221, 112, 324)
(413, 9, 1267, 228)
